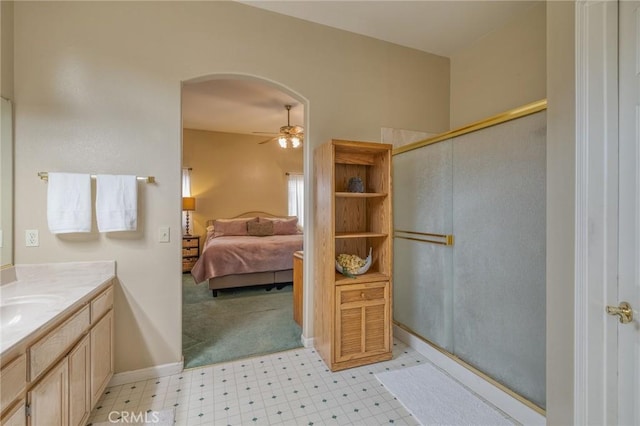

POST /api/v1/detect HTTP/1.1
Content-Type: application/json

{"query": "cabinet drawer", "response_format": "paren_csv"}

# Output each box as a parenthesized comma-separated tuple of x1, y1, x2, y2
(339, 283, 387, 305)
(91, 287, 113, 324)
(182, 259, 197, 272)
(182, 247, 198, 257)
(0, 354, 26, 412)
(29, 305, 90, 382)
(183, 238, 199, 248)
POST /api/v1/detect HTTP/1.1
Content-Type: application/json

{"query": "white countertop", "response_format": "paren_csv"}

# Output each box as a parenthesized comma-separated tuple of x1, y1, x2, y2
(0, 261, 116, 356)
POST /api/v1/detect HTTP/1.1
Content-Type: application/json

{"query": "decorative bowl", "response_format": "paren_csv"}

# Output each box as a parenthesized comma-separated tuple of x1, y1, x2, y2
(335, 247, 372, 276)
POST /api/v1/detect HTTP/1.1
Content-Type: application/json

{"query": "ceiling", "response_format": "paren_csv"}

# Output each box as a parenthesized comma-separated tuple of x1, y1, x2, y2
(182, 1, 540, 136)
(239, 0, 539, 58)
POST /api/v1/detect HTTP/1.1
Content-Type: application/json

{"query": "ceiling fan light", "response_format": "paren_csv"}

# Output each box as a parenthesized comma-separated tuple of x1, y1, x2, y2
(291, 137, 301, 148)
(278, 137, 288, 148)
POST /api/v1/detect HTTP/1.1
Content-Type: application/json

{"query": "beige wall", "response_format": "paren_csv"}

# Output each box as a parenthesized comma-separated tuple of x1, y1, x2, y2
(183, 129, 303, 238)
(0, 0, 13, 100)
(546, 2, 575, 424)
(12, 1, 449, 373)
(1, 1, 14, 267)
(450, 2, 546, 128)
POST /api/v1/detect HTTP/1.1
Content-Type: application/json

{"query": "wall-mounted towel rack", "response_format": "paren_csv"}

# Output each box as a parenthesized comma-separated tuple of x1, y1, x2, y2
(394, 229, 454, 246)
(38, 172, 156, 184)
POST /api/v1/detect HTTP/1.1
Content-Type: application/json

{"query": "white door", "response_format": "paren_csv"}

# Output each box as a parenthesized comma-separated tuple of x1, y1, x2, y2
(615, 1, 640, 424)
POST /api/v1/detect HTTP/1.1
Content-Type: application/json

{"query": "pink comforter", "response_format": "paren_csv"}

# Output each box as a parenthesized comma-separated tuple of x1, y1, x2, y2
(190, 234, 303, 284)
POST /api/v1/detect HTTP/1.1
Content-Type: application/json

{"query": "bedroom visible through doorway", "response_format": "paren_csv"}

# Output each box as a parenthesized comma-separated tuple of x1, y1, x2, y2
(180, 76, 306, 369)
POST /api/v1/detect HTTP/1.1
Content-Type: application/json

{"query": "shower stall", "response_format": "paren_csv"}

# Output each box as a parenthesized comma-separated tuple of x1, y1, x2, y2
(392, 103, 547, 409)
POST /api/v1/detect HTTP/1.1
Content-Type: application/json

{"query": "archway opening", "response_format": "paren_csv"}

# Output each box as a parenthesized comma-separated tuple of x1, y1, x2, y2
(180, 74, 309, 368)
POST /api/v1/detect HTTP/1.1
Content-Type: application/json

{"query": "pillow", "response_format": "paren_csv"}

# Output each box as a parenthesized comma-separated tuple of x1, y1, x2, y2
(248, 221, 274, 237)
(213, 217, 258, 237)
(205, 225, 215, 240)
(259, 216, 299, 235)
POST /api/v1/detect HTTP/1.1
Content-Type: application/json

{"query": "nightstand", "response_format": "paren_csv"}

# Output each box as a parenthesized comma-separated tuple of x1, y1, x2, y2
(182, 235, 200, 273)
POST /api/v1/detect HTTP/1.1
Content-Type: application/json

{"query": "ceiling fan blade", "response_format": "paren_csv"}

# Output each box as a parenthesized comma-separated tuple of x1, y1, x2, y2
(252, 131, 278, 135)
(259, 137, 277, 144)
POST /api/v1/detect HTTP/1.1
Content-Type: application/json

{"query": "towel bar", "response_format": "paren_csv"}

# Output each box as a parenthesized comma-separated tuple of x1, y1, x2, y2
(394, 229, 454, 246)
(38, 172, 155, 184)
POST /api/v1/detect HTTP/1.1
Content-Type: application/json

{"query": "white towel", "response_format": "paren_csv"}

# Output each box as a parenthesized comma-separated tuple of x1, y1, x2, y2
(47, 172, 92, 234)
(96, 174, 138, 232)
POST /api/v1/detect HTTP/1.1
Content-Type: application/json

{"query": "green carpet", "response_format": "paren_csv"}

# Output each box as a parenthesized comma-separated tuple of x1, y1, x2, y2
(182, 274, 303, 369)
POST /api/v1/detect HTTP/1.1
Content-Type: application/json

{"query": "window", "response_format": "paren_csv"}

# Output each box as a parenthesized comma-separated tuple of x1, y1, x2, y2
(287, 173, 304, 227)
(182, 167, 192, 197)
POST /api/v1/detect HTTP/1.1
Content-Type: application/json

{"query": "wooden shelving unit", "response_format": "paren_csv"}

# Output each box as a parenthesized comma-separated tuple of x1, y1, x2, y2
(314, 139, 393, 371)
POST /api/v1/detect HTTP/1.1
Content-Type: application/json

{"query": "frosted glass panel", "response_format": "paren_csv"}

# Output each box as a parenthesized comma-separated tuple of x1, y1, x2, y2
(394, 238, 453, 350)
(391, 111, 546, 408)
(452, 111, 546, 407)
(393, 140, 452, 233)
(393, 139, 453, 351)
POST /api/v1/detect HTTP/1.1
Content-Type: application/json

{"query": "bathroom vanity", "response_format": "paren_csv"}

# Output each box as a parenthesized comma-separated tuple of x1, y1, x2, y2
(0, 262, 115, 426)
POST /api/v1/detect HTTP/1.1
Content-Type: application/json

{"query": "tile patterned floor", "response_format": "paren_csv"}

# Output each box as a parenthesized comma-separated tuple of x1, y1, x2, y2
(89, 340, 423, 425)
(88, 338, 515, 426)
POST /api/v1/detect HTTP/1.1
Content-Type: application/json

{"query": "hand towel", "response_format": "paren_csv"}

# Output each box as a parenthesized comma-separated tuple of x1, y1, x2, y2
(96, 174, 138, 232)
(47, 172, 92, 234)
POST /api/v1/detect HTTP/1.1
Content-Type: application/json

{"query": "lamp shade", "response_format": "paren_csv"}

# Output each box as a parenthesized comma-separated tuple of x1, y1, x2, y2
(182, 197, 196, 211)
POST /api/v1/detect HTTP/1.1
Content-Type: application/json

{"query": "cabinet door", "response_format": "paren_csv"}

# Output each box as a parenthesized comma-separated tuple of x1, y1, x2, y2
(68, 334, 90, 426)
(335, 282, 390, 363)
(0, 354, 26, 413)
(28, 359, 68, 426)
(90, 310, 113, 406)
(1, 400, 26, 426)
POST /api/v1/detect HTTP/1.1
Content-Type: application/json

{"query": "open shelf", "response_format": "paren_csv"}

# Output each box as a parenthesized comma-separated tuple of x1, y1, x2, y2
(335, 232, 387, 239)
(335, 192, 387, 198)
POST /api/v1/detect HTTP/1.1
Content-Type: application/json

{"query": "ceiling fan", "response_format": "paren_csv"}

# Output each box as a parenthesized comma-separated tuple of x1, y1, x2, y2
(255, 104, 304, 148)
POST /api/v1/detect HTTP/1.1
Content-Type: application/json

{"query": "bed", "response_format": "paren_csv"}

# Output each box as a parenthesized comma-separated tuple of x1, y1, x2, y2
(190, 211, 304, 297)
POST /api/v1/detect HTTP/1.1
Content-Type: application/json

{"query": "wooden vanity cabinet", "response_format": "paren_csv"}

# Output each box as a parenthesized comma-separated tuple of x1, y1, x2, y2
(29, 333, 91, 426)
(314, 140, 393, 371)
(28, 360, 69, 426)
(90, 310, 113, 407)
(1, 402, 25, 426)
(0, 355, 26, 413)
(0, 281, 114, 426)
(68, 334, 90, 426)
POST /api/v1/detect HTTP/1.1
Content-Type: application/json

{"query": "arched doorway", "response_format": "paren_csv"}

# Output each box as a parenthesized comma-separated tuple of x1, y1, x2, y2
(180, 74, 309, 368)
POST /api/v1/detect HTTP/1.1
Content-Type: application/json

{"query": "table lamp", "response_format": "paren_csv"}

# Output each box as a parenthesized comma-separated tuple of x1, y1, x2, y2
(182, 197, 196, 236)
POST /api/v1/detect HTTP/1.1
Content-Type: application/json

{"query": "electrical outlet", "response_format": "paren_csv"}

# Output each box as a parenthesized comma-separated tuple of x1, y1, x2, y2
(159, 226, 170, 243)
(25, 229, 39, 247)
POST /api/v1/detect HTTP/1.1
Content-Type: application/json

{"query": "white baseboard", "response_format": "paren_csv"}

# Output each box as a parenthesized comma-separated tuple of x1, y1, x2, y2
(393, 325, 546, 426)
(109, 360, 184, 387)
(301, 334, 314, 348)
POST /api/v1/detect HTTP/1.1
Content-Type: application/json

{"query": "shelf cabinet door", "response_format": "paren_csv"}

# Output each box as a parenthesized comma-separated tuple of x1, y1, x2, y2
(90, 310, 113, 407)
(28, 359, 68, 426)
(335, 281, 390, 363)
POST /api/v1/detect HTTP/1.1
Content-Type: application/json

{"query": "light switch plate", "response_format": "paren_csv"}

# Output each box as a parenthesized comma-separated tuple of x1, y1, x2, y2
(159, 226, 170, 243)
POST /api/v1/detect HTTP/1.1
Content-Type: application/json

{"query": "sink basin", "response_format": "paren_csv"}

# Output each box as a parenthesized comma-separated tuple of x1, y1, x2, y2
(1, 295, 65, 327)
